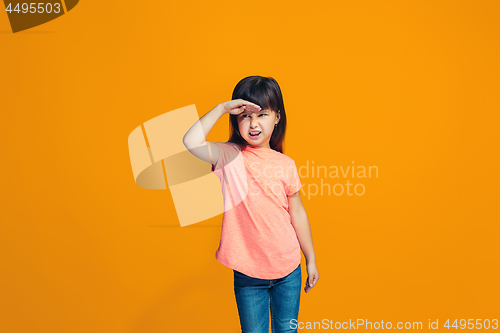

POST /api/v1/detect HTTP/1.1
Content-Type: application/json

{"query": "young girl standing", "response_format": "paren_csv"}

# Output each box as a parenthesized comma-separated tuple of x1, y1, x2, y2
(183, 76, 318, 333)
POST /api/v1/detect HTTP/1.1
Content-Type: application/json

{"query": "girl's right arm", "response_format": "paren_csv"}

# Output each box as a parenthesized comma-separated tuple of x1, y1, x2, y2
(182, 100, 261, 166)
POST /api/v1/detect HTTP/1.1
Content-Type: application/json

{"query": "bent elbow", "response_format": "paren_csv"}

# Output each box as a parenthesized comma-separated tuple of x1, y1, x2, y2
(183, 138, 206, 151)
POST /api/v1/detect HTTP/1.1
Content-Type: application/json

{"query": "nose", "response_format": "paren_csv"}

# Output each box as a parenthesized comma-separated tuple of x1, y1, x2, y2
(250, 116, 260, 128)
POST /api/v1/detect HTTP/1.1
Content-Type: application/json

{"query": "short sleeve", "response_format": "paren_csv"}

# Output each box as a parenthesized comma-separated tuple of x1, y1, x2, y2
(286, 161, 302, 196)
(211, 142, 241, 174)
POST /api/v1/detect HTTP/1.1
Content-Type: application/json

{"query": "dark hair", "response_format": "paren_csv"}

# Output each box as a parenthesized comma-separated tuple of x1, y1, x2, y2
(228, 76, 287, 154)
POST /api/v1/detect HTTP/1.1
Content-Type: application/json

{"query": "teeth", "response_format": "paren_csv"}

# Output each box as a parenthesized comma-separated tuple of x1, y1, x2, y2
(250, 131, 261, 134)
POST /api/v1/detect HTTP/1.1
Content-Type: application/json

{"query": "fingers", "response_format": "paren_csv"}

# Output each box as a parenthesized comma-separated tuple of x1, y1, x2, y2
(304, 280, 311, 293)
(228, 100, 260, 115)
(304, 274, 319, 293)
(233, 104, 246, 114)
(308, 275, 316, 287)
(238, 99, 261, 110)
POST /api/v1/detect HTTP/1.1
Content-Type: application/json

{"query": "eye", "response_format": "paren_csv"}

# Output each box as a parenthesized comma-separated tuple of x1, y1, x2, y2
(241, 114, 267, 118)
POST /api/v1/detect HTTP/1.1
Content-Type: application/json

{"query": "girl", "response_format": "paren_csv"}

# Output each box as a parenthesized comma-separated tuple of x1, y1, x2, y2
(183, 76, 318, 333)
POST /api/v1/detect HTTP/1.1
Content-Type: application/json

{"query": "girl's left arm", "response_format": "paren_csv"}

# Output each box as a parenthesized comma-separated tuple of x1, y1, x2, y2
(288, 190, 319, 293)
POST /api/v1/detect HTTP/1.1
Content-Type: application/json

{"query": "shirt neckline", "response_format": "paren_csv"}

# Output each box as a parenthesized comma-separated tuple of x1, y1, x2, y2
(246, 144, 273, 150)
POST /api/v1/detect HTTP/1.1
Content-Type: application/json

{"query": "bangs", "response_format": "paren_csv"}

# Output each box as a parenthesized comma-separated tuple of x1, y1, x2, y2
(235, 79, 279, 112)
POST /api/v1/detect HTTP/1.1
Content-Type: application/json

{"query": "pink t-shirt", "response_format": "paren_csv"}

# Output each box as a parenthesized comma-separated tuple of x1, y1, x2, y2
(211, 142, 302, 279)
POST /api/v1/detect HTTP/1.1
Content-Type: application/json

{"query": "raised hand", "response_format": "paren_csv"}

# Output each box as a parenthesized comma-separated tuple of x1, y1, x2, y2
(220, 99, 261, 115)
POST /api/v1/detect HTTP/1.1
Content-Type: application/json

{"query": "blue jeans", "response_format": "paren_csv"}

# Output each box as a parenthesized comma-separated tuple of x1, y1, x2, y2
(233, 263, 301, 333)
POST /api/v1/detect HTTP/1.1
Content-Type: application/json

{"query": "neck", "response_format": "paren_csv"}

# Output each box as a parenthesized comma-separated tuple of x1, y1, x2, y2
(248, 143, 271, 149)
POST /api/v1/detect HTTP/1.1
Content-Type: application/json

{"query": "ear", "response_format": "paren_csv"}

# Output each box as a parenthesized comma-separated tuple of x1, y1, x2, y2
(276, 110, 281, 124)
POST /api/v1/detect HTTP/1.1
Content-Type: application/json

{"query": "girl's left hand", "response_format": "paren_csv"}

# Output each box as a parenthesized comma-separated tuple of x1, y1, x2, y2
(304, 261, 319, 293)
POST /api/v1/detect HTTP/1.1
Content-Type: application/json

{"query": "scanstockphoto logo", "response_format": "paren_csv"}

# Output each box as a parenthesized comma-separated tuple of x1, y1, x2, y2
(298, 160, 379, 200)
(3, 0, 79, 33)
(241, 160, 379, 200)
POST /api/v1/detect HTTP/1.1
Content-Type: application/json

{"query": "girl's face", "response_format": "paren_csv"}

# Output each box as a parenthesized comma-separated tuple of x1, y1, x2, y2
(237, 109, 280, 148)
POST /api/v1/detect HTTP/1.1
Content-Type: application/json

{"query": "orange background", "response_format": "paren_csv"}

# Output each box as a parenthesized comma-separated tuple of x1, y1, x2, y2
(1, 1, 499, 332)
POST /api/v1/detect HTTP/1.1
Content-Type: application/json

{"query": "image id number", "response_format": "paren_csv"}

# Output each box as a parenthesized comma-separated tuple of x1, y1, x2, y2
(444, 319, 498, 329)
(6, 3, 62, 14)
